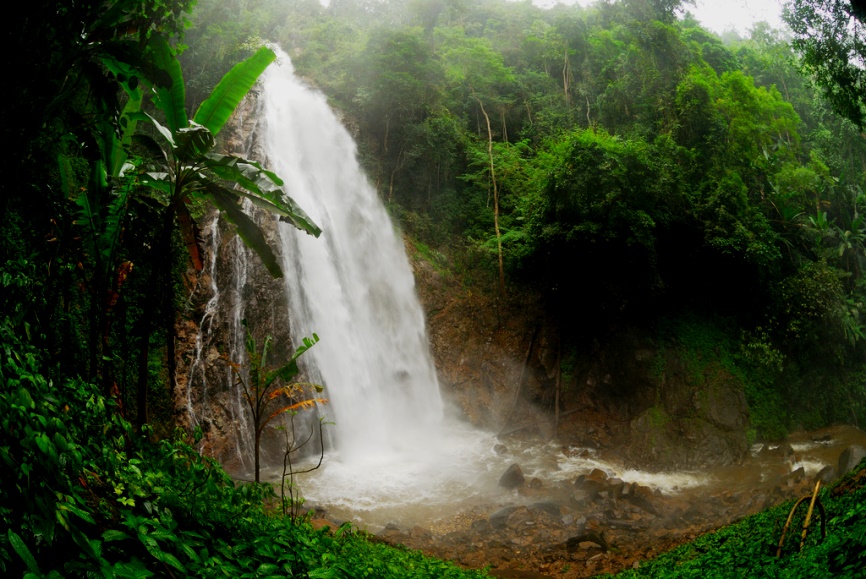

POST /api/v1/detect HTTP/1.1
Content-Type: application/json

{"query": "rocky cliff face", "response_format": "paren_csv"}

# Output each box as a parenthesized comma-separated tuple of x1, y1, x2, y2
(173, 93, 304, 474)
(409, 249, 750, 470)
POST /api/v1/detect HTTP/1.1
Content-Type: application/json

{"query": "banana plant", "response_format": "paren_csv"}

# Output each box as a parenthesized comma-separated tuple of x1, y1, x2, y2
(120, 35, 320, 428)
(133, 35, 321, 277)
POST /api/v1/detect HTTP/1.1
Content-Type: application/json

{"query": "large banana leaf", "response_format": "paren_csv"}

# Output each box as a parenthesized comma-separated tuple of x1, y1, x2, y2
(208, 184, 284, 278)
(147, 35, 187, 133)
(193, 46, 276, 137)
(175, 123, 216, 162)
(110, 94, 142, 178)
(264, 334, 319, 389)
(206, 153, 322, 238)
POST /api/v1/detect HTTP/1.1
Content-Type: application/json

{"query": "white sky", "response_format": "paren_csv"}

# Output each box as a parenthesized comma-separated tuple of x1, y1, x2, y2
(317, 0, 791, 37)
(531, 0, 789, 36)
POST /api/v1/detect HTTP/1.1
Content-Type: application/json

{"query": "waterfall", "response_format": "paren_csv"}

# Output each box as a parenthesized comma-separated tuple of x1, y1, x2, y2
(260, 49, 446, 463)
(186, 50, 726, 526)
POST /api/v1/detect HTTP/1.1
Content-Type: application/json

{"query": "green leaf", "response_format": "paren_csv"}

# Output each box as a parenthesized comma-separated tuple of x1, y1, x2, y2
(59, 502, 96, 524)
(103, 529, 132, 542)
(208, 185, 284, 278)
(147, 35, 187, 133)
(140, 172, 173, 195)
(8, 530, 39, 573)
(263, 360, 300, 389)
(151, 549, 186, 573)
(175, 123, 215, 163)
(193, 45, 275, 136)
(205, 153, 322, 238)
(140, 112, 176, 150)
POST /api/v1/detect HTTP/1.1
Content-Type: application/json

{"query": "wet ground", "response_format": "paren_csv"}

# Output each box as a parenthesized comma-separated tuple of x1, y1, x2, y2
(282, 424, 866, 578)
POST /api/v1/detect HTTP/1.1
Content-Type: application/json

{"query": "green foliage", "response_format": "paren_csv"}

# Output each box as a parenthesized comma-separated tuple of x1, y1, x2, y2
(784, 0, 866, 127)
(603, 459, 866, 578)
(0, 316, 487, 578)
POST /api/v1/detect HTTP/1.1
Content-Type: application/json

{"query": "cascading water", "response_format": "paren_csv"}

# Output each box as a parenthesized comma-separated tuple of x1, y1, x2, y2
(262, 49, 445, 461)
(252, 51, 712, 525)
(252, 50, 516, 520)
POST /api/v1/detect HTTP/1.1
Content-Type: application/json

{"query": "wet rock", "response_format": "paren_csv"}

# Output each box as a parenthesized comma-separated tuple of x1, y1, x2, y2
(607, 477, 626, 498)
(530, 501, 561, 518)
(565, 531, 609, 553)
(494, 444, 509, 455)
(503, 507, 534, 531)
(815, 464, 836, 483)
(783, 466, 806, 486)
(838, 445, 866, 476)
(574, 470, 609, 494)
(499, 464, 526, 489)
(589, 468, 609, 480)
(490, 506, 520, 530)
(571, 490, 592, 507)
(309, 518, 340, 532)
(624, 483, 658, 515)
(409, 526, 432, 542)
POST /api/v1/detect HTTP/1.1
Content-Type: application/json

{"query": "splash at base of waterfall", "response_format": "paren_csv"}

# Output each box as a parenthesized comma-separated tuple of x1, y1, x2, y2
(262, 416, 710, 530)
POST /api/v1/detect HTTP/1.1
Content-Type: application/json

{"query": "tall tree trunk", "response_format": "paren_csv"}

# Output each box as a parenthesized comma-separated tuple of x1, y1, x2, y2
(388, 145, 405, 203)
(473, 92, 505, 296)
(135, 314, 149, 430)
(563, 45, 572, 105)
(136, 211, 174, 431)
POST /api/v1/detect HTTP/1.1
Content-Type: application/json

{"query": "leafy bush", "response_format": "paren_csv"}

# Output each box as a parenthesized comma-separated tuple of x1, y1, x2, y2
(0, 317, 487, 578)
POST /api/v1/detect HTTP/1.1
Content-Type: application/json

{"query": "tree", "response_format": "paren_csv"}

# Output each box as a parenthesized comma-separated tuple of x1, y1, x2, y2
(784, 0, 866, 126)
(440, 29, 516, 294)
(224, 320, 325, 483)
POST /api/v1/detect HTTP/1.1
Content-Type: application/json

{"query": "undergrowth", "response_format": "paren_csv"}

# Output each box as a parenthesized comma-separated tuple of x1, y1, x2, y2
(0, 315, 486, 578)
(603, 460, 866, 579)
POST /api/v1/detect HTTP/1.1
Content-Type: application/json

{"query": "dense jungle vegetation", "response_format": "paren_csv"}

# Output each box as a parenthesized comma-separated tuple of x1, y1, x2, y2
(2, 0, 866, 576)
(181, 0, 866, 436)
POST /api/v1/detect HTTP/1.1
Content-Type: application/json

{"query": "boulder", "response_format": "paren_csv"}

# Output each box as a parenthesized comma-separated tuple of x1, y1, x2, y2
(575, 469, 609, 494)
(489, 506, 519, 530)
(530, 501, 561, 518)
(838, 445, 866, 476)
(815, 464, 836, 484)
(625, 483, 658, 515)
(499, 464, 526, 489)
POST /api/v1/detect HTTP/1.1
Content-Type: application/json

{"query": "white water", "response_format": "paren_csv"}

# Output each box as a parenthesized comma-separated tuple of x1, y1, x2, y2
(250, 51, 714, 527)
(262, 50, 444, 463)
